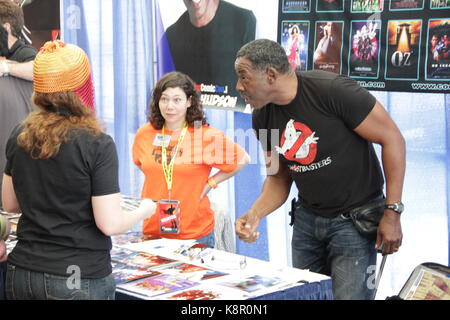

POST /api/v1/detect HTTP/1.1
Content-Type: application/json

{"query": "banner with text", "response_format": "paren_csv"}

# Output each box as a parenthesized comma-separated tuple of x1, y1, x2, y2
(278, 0, 450, 93)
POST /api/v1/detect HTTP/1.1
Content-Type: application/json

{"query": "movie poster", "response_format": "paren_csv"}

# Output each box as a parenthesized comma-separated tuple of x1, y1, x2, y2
(430, 0, 450, 9)
(348, 20, 381, 78)
(283, 0, 311, 12)
(426, 19, 450, 80)
(158, 0, 270, 111)
(281, 21, 310, 71)
(313, 21, 344, 73)
(277, 0, 450, 93)
(351, 0, 383, 12)
(390, 0, 424, 10)
(316, 0, 344, 12)
(21, 0, 60, 50)
(385, 20, 422, 80)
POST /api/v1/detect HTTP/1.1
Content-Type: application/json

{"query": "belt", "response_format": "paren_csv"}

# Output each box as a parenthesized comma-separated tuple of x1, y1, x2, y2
(340, 192, 385, 219)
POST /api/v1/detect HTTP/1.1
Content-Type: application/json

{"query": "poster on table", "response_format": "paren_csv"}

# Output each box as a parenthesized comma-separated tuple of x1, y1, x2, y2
(278, 0, 450, 93)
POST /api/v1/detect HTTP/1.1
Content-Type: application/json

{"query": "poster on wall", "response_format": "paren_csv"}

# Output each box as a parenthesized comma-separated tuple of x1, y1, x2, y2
(20, 0, 60, 51)
(278, 0, 450, 93)
(313, 21, 344, 74)
(426, 19, 450, 80)
(348, 20, 381, 78)
(156, 0, 261, 112)
(385, 19, 422, 81)
(281, 21, 310, 71)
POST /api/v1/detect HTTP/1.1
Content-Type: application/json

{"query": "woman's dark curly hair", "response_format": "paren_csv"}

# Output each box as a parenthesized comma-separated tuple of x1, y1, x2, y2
(148, 72, 208, 129)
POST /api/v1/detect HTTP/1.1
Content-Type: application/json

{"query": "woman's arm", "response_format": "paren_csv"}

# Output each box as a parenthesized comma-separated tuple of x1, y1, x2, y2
(92, 193, 156, 236)
(1, 174, 20, 213)
(200, 152, 250, 199)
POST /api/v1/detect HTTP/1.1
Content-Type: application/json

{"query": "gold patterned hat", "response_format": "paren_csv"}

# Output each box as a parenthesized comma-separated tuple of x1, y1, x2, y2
(33, 40, 95, 110)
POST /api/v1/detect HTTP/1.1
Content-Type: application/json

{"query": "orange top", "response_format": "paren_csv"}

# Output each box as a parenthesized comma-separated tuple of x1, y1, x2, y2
(132, 123, 246, 240)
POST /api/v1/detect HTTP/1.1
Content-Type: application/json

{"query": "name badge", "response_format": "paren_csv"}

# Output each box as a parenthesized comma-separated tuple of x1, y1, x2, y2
(153, 134, 171, 147)
(159, 199, 180, 234)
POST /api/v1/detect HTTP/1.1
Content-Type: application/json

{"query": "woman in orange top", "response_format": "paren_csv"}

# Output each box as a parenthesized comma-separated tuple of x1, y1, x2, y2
(133, 72, 249, 247)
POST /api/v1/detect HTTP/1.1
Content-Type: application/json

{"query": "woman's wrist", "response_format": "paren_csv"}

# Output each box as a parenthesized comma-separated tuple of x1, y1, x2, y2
(207, 177, 218, 189)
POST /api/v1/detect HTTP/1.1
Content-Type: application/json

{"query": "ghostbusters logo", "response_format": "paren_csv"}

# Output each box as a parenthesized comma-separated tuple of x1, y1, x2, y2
(275, 119, 319, 165)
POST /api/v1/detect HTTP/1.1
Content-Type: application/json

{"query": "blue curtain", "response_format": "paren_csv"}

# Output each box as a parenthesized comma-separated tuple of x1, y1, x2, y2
(152, 1, 269, 260)
(61, 0, 153, 197)
(111, 0, 153, 196)
(233, 112, 268, 261)
(204, 109, 269, 261)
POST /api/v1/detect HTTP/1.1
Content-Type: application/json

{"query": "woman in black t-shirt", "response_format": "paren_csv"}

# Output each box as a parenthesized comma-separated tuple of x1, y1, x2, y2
(1, 40, 156, 300)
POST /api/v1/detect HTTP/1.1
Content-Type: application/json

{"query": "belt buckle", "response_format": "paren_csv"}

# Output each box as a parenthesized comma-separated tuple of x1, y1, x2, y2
(340, 211, 351, 220)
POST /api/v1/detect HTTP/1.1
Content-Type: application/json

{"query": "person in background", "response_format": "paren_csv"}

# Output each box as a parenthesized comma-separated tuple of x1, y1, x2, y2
(2, 40, 156, 300)
(0, 0, 37, 207)
(234, 39, 405, 300)
(133, 71, 249, 248)
(0, 0, 35, 80)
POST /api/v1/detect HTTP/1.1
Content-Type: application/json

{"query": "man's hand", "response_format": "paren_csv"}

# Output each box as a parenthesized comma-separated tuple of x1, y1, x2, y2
(235, 209, 261, 243)
(376, 210, 402, 255)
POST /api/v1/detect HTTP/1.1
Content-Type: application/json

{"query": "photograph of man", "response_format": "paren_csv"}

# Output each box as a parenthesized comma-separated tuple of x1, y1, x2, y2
(164, 0, 256, 110)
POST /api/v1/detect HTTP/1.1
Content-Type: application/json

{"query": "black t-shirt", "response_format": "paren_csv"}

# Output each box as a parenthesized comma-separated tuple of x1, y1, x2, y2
(253, 70, 383, 218)
(0, 39, 36, 216)
(165, 1, 256, 107)
(4, 126, 120, 278)
(7, 39, 37, 62)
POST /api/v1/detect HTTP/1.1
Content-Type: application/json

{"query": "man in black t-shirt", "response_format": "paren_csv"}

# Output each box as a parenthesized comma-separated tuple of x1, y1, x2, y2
(234, 39, 405, 300)
(165, 0, 256, 110)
